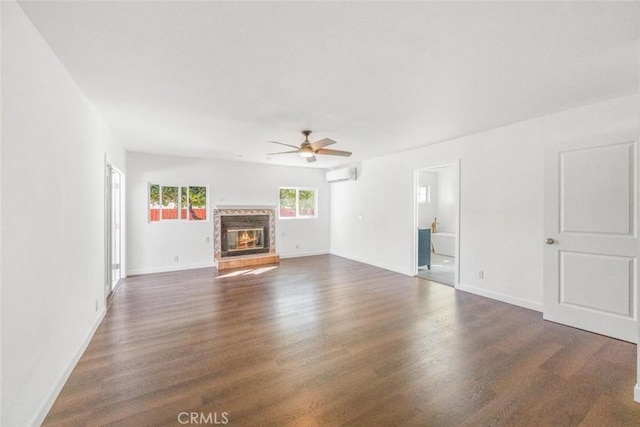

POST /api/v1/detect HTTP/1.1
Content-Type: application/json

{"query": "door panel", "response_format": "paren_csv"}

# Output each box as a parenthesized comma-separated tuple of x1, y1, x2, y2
(544, 135, 638, 343)
(560, 251, 633, 317)
(560, 143, 633, 235)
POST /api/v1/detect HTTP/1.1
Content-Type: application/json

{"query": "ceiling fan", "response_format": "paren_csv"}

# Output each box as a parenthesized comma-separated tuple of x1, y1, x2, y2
(267, 130, 352, 163)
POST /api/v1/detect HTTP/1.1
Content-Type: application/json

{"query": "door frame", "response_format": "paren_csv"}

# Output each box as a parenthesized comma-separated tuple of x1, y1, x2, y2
(104, 157, 125, 304)
(412, 160, 461, 287)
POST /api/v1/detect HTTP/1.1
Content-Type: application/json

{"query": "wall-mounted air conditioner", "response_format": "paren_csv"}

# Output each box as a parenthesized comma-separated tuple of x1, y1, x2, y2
(326, 167, 357, 183)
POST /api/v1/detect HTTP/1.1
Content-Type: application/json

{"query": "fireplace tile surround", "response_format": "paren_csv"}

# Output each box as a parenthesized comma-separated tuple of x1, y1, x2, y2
(213, 206, 279, 270)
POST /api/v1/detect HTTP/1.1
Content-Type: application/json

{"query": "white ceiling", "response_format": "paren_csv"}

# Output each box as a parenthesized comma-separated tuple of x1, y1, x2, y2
(18, 1, 640, 168)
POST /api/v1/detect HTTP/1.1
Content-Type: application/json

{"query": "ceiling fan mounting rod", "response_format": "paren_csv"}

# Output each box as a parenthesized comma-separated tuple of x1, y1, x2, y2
(302, 130, 312, 142)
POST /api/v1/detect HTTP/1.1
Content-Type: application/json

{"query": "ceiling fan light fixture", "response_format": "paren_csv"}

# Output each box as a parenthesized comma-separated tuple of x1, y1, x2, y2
(266, 130, 351, 162)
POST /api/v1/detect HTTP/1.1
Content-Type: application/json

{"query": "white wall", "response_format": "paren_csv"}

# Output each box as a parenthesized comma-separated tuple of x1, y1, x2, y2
(1, 2, 126, 425)
(127, 152, 330, 275)
(417, 167, 456, 233)
(0, 2, 3, 420)
(331, 95, 638, 310)
(417, 171, 437, 229)
(436, 166, 456, 233)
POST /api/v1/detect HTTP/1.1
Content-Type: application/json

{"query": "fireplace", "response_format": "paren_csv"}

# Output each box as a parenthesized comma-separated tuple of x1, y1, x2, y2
(213, 206, 279, 269)
(220, 215, 270, 257)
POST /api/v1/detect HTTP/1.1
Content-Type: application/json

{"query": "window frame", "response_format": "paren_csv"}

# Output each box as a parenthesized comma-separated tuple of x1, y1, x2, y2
(148, 183, 210, 223)
(278, 186, 318, 219)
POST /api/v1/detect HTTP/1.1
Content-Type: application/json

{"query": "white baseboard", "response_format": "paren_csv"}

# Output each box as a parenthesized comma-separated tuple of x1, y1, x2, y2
(30, 307, 106, 427)
(329, 251, 413, 276)
(279, 250, 329, 259)
(127, 261, 216, 276)
(635, 384, 640, 403)
(457, 283, 543, 312)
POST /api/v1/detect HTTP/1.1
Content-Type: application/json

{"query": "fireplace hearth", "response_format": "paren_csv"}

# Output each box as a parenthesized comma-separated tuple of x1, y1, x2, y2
(213, 206, 279, 270)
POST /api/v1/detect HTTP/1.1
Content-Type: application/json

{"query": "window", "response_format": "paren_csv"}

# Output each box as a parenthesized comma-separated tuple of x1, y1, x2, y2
(279, 187, 317, 219)
(279, 188, 297, 218)
(149, 184, 208, 222)
(161, 186, 179, 219)
(184, 186, 207, 220)
(418, 185, 430, 204)
(149, 184, 160, 221)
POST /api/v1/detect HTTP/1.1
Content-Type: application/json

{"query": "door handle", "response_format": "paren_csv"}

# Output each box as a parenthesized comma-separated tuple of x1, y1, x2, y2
(546, 238, 555, 245)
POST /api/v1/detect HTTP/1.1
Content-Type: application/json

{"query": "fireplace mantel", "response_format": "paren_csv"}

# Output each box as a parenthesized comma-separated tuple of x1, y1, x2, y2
(212, 204, 276, 210)
(213, 206, 279, 270)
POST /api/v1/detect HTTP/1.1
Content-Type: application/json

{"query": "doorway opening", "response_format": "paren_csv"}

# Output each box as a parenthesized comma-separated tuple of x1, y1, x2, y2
(105, 161, 124, 304)
(414, 162, 460, 287)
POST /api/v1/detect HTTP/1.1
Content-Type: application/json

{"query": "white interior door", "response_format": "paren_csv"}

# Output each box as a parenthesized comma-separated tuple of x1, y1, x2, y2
(111, 168, 122, 290)
(544, 134, 637, 343)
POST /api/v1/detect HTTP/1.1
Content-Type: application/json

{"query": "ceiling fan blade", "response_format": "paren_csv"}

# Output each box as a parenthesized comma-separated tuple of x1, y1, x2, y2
(315, 148, 352, 157)
(310, 138, 337, 150)
(267, 150, 299, 155)
(306, 155, 317, 163)
(267, 141, 300, 149)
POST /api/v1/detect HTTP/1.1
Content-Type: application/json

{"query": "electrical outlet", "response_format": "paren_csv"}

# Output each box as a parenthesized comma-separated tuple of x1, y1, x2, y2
(205, 236, 210, 243)
(174, 255, 179, 262)
(478, 271, 484, 279)
(295, 243, 299, 249)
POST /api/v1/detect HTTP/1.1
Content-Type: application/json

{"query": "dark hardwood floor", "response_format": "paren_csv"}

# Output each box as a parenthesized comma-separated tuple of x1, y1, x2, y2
(44, 255, 639, 426)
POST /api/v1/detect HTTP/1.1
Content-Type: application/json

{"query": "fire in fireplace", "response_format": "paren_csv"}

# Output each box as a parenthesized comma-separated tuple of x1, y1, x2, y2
(227, 228, 264, 252)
